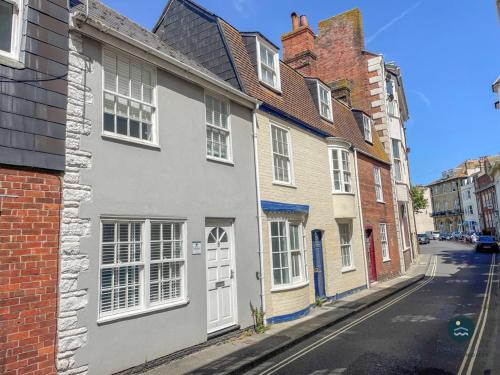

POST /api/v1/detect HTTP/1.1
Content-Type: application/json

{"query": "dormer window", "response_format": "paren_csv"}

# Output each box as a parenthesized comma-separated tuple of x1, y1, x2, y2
(256, 38, 281, 91)
(363, 114, 372, 143)
(318, 82, 332, 121)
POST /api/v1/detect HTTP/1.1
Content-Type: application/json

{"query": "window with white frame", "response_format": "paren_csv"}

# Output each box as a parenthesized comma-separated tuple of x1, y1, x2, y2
(374, 167, 384, 202)
(271, 125, 292, 184)
(392, 139, 402, 181)
(99, 219, 186, 319)
(150, 222, 185, 304)
(331, 148, 352, 193)
(205, 94, 231, 161)
(339, 223, 353, 270)
(270, 220, 307, 287)
(318, 83, 332, 121)
(0, 0, 23, 63)
(379, 223, 389, 261)
(102, 49, 156, 142)
(257, 38, 281, 91)
(363, 114, 373, 143)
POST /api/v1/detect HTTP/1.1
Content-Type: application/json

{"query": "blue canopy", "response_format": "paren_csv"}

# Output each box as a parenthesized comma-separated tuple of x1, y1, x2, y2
(261, 200, 309, 214)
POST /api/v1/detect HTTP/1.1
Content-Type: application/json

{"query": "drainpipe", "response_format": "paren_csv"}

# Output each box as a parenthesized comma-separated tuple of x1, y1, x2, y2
(252, 103, 266, 324)
(353, 149, 370, 289)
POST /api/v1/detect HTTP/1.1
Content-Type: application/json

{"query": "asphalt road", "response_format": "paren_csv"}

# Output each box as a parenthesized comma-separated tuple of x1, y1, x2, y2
(245, 241, 499, 375)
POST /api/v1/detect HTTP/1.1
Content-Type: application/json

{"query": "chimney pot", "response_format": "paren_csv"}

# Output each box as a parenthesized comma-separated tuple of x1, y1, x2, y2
(291, 12, 299, 31)
(299, 15, 309, 27)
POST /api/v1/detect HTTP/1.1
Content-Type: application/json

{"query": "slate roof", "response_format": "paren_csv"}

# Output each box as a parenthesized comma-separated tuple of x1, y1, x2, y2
(69, 0, 230, 87)
(219, 19, 390, 163)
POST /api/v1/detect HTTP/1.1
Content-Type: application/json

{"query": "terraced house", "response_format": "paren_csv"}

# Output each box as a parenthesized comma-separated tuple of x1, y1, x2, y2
(280, 9, 418, 271)
(280, 11, 403, 280)
(59, 1, 262, 373)
(0, 1, 68, 374)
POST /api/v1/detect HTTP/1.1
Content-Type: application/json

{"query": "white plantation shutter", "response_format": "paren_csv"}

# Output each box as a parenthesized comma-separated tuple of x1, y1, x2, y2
(205, 94, 231, 160)
(117, 57, 130, 96)
(103, 50, 117, 92)
(102, 48, 156, 142)
(130, 63, 142, 101)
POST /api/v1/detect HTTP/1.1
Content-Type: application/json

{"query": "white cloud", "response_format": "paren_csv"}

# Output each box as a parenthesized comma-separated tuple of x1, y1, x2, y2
(413, 90, 432, 108)
(366, 1, 423, 44)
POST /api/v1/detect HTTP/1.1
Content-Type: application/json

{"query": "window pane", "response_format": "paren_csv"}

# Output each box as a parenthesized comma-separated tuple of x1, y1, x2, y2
(0, 1, 13, 52)
(130, 64, 142, 100)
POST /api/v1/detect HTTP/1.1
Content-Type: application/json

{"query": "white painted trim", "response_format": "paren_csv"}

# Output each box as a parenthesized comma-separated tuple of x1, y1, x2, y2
(0, 0, 24, 67)
(269, 122, 295, 186)
(317, 81, 333, 122)
(71, 13, 258, 109)
(204, 90, 233, 163)
(328, 147, 353, 194)
(256, 36, 282, 92)
(354, 149, 370, 288)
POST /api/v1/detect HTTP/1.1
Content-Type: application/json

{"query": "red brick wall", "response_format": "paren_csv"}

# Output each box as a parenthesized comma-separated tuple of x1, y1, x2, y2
(0, 167, 61, 375)
(357, 154, 401, 281)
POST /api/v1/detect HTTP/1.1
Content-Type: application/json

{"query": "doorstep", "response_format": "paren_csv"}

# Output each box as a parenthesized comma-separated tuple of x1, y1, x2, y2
(143, 254, 431, 375)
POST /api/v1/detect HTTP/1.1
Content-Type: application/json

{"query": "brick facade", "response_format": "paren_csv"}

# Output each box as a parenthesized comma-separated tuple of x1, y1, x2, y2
(357, 154, 400, 281)
(0, 167, 61, 375)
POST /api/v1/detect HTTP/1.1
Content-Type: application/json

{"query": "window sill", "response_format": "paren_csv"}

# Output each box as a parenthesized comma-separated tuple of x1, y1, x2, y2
(320, 114, 333, 123)
(97, 298, 190, 325)
(332, 192, 355, 196)
(259, 80, 282, 95)
(383, 258, 391, 263)
(376, 200, 386, 204)
(271, 280, 309, 293)
(101, 132, 161, 150)
(341, 266, 356, 274)
(0, 54, 24, 69)
(207, 156, 234, 166)
(273, 181, 297, 189)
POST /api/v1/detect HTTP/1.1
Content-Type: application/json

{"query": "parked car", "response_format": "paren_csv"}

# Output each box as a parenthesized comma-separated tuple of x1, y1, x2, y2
(470, 233, 480, 244)
(431, 231, 441, 240)
(440, 232, 453, 241)
(451, 231, 462, 240)
(418, 233, 430, 244)
(475, 236, 499, 253)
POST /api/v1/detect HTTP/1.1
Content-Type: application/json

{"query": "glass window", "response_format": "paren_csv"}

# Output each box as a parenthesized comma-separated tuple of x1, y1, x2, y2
(206, 94, 231, 160)
(0, 0, 13, 53)
(374, 167, 384, 202)
(363, 115, 372, 143)
(258, 40, 280, 90)
(102, 49, 155, 142)
(318, 83, 332, 121)
(331, 149, 352, 193)
(339, 223, 353, 269)
(271, 125, 292, 184)
(380, 223, 389, 261)
(270, 220, 306, 287)
(392, 139, 402, 181)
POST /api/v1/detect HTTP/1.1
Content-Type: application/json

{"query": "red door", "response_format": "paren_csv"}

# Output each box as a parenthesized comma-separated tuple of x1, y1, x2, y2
(365, 229, 377, 282)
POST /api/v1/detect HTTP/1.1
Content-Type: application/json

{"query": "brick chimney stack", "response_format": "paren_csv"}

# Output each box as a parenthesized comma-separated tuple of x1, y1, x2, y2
(281, 12, 317, 76)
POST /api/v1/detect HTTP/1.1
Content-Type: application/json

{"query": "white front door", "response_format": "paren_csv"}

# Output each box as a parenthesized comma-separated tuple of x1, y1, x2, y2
(206, 223, 236, 333)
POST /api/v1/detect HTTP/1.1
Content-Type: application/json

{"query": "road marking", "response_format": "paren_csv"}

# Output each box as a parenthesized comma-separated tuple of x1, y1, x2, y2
(258, 256, 438, 375)
(457, 253, 496, 375)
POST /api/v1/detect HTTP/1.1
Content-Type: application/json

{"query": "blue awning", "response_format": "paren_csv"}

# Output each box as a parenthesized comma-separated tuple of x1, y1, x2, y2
(261, 200, 309, 214)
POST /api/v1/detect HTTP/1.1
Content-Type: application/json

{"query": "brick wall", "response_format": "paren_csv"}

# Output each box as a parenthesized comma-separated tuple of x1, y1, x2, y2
(357, 154, 401, 281)
(0, 166, 61, 375)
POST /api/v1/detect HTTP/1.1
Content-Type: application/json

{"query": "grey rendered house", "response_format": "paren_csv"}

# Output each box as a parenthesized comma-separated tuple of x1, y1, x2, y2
(60, 1, 261, 374)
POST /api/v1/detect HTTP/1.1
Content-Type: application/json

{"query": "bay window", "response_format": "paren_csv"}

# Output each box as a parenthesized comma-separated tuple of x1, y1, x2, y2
(270, 220, 307, 288)
(206, 94, 231, 161)
(331, 148, 352, 193)
(102, 49, 156, 143)
(99, 219, 186, 320)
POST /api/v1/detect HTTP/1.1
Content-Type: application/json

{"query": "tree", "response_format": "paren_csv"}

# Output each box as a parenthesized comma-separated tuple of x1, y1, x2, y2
(411, 186, 428, 213)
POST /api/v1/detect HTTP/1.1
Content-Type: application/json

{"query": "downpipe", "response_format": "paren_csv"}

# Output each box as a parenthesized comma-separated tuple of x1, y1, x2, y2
(354, 149, 370, 289)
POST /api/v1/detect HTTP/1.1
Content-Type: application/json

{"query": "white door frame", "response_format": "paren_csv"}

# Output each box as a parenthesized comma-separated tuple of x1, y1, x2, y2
(205, 219, 238, 334)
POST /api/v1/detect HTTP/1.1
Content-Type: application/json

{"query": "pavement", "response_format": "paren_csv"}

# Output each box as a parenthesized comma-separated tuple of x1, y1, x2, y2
(144, 245, 436, 375)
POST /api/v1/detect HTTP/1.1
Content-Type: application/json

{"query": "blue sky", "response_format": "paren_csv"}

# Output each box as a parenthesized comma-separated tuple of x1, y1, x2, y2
(101, 0, 500, 185)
